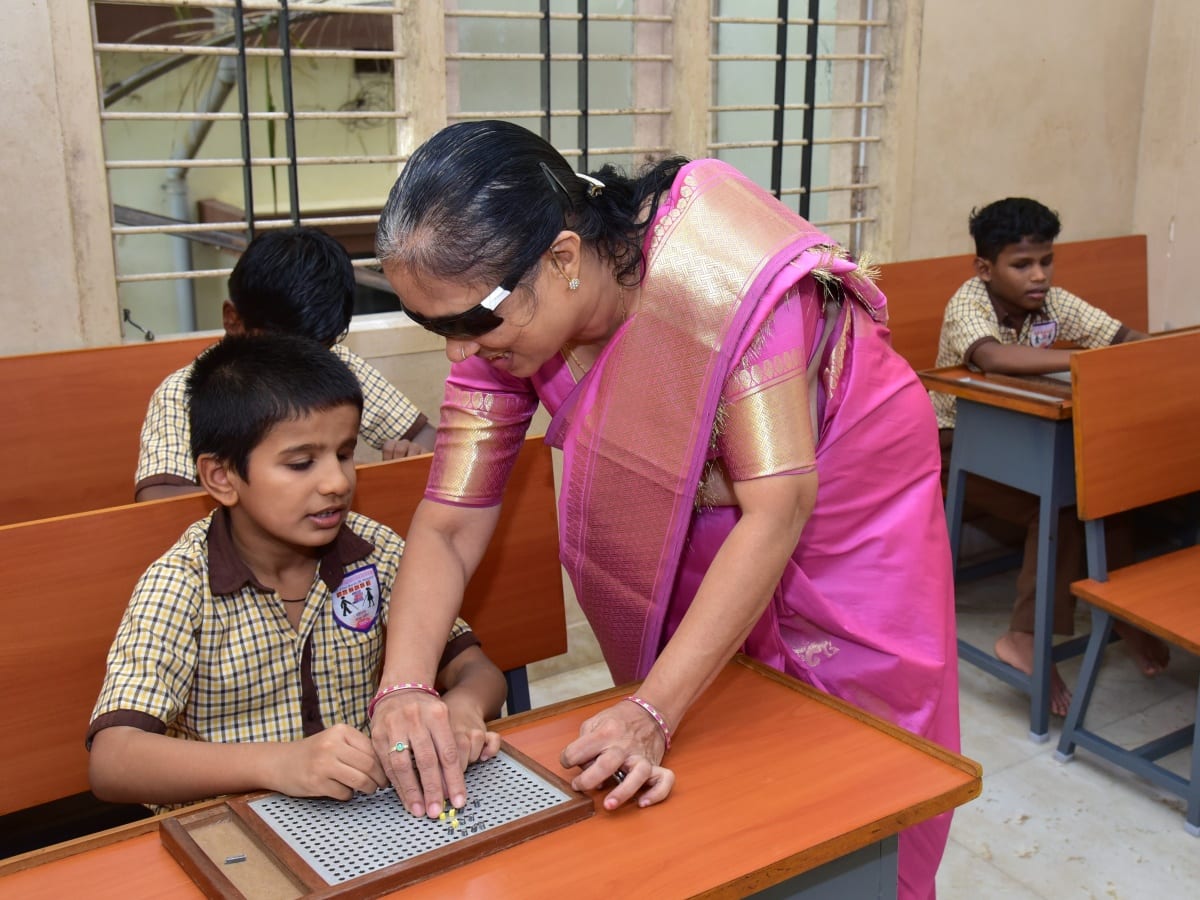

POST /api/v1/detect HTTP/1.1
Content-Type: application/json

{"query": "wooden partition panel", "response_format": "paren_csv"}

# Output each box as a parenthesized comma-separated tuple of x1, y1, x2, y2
(875, 254, 970, 371)
(0, 491, 215, 815)
(1071, 330, 1200, 521)
(0, 437, 563, 816)
(878, 234, 1148, 371)
(0, 335, 216, 525)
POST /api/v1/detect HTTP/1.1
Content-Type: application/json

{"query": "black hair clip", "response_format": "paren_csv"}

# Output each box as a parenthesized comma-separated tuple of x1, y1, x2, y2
(539, 162, 606, 201)
(539, 162, 571, 201)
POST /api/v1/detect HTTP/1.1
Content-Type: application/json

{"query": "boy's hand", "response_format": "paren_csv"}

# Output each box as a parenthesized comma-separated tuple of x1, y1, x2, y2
(443, 692, 502, 766)
(274, 724, 389, 800)
(381, 438, 428, 460)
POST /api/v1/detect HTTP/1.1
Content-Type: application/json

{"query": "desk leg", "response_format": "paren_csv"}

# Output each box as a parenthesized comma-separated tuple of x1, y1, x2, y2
(945, 401, 1077, 741)
(1029, 494, 1057, 742)
(744, 835, 899, 899)
(1028, 420, 1078, 741)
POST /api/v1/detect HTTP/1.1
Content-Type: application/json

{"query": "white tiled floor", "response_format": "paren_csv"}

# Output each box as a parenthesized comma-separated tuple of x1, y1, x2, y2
(525, 570, 1200, 899)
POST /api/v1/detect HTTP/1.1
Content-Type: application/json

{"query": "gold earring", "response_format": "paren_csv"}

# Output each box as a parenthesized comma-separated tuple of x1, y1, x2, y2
(551, 252, 580, 291)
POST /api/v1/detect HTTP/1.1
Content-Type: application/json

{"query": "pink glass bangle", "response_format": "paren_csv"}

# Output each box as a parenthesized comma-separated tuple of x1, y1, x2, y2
(623, 695, 672, 751)
(368, 682, 440, 719)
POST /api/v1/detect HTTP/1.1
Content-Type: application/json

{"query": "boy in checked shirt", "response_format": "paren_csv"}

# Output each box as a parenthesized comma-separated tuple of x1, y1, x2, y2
(930, 197, 1162, 716)
(89, 333, 505, 809)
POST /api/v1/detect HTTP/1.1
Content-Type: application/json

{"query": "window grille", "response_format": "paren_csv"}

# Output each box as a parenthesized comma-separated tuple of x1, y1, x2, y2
(90, 0, 886, 339)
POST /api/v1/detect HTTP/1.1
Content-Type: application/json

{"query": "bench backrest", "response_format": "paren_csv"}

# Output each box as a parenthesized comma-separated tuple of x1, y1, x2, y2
(1071, 329, 1200, 522)
(0, 437, 564, 816)
(879, 234, 1149, 371)
(0, 335, 216, 526)
(0, 234, 1147, 524)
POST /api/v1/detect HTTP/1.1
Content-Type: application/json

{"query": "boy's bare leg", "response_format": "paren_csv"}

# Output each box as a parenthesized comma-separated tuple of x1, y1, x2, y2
(995, 630, 1072, 717)
(1112, 621, 1170, 676)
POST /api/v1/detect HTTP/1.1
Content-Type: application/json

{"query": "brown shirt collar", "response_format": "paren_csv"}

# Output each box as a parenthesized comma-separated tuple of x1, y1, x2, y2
(988, 292, 1048, 332)
(205, 506, 375, 596)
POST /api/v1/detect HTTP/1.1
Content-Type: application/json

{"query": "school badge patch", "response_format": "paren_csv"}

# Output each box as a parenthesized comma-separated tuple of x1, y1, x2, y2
(332, 564, 381, 632)
(1029, 319, 1058, 348)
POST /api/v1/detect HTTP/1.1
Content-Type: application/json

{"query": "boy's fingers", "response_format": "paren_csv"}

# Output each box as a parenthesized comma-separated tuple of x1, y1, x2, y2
(480, 731, 502, 760)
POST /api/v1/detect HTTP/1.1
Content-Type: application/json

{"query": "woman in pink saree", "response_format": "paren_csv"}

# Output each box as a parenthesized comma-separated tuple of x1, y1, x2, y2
(371, 121, 958, 899)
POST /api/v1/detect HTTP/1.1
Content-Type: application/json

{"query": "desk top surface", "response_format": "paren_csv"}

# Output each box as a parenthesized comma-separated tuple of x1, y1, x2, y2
(0, 657, 981, 900)
(919, 365, 1073, 420)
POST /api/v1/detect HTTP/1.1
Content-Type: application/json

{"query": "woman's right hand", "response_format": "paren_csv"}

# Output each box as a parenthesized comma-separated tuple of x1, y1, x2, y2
(371, 691, 467, 817)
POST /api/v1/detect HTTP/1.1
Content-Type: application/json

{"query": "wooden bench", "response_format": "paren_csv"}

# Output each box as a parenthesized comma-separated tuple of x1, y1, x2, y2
(0, 436, 565, 851)
(0, 335, 215, 525)
(1053, 330, 1200, 834)
(879, 234, 1149, 371)
(0, 234, 1144, 526)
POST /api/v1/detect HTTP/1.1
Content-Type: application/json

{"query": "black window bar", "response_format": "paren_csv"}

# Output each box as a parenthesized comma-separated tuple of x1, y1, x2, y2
(539, 1, 552, 141)
(798, 0, 820, 220)
(770, 0, 789, 200)
(278, 0, 301, 226)
(577, 1, 590, 174)
(231, 0, 302, 238)
(232, 0, 255, 239)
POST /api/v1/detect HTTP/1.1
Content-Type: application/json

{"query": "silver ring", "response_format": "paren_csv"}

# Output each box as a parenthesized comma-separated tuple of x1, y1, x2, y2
(392, 741, 408, 753)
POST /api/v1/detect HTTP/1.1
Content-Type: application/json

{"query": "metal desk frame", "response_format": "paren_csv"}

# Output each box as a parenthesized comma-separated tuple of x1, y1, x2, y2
(926, 367, 1088, 741)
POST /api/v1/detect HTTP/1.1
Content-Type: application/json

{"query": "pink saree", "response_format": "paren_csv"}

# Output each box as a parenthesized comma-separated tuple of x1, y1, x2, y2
(427, 160, 958, 900)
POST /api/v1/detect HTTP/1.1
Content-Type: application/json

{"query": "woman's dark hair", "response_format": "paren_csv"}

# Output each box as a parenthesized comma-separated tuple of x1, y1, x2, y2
(228, 226, 356, 346)
(187, 333, 363, 480)
(968, 197, 1061, 262)
(376, 120, 687, 294)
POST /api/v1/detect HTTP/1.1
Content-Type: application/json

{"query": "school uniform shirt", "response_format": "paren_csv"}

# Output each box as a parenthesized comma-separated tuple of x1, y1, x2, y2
(87, 508, 477, 756)
(930, 277, 1127, 430)
(134, 343, 428, 494)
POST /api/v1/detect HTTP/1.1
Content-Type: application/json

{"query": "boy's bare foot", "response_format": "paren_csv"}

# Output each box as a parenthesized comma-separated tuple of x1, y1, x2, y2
(1112, 621, 1170, 676)
(995, 630, 1072, 716)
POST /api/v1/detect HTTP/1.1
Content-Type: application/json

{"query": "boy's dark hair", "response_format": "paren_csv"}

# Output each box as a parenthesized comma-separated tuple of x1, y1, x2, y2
(968, 198, 1062, 261)
(228, 227, 356, 346)
(187, 333, 364, 479)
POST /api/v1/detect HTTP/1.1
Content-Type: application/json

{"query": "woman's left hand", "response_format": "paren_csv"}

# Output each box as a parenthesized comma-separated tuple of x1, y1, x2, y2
(560, 700, 676, 810)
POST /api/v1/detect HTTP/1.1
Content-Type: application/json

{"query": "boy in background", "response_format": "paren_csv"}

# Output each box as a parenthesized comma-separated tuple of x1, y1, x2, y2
(135, 227, 436, 501)
(90, 333, 505, 808)
(930, 197, 1164, 715)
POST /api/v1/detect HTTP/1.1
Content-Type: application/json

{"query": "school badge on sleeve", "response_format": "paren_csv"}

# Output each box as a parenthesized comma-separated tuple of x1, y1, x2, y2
(332, 564, 381, 632)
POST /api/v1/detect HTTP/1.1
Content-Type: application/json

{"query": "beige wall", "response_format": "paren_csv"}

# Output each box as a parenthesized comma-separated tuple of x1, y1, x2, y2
(1, 2, 119, 354)
(889, 0, 1151, 257)
(1132, 1, 1200, 330)
(884, 0, 1199, 329)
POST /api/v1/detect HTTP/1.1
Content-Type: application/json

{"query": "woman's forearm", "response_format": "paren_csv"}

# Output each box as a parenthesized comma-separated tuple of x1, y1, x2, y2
(379, 500, 501, 686)
(636, 472, 817, 736)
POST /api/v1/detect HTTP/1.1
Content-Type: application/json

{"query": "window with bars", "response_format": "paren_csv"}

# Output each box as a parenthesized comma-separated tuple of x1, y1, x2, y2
(92, 0, 886, 340)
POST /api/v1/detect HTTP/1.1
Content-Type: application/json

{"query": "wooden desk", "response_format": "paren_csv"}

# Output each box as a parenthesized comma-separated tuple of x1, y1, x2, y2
(0, 657, 981, 899)
(920, 365, 1079, 741)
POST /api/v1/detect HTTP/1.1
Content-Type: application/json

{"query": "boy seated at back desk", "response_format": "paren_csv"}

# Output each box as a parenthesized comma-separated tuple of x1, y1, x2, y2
(89, 333, 506, 809)
(929, 196, 1166, 716)
(135, 226, 437, 502)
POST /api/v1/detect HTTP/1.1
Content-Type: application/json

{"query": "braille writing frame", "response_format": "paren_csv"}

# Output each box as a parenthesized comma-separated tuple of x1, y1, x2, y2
(159, 742, 593, 899)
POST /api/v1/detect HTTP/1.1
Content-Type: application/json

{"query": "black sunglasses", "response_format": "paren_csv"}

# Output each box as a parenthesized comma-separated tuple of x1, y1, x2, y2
(398, 283, 516, 340)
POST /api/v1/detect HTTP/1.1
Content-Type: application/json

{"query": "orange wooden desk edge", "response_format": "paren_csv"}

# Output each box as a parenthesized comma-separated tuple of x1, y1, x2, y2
(918, 365, 1073, 420)
(0, 657, 981, 899)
